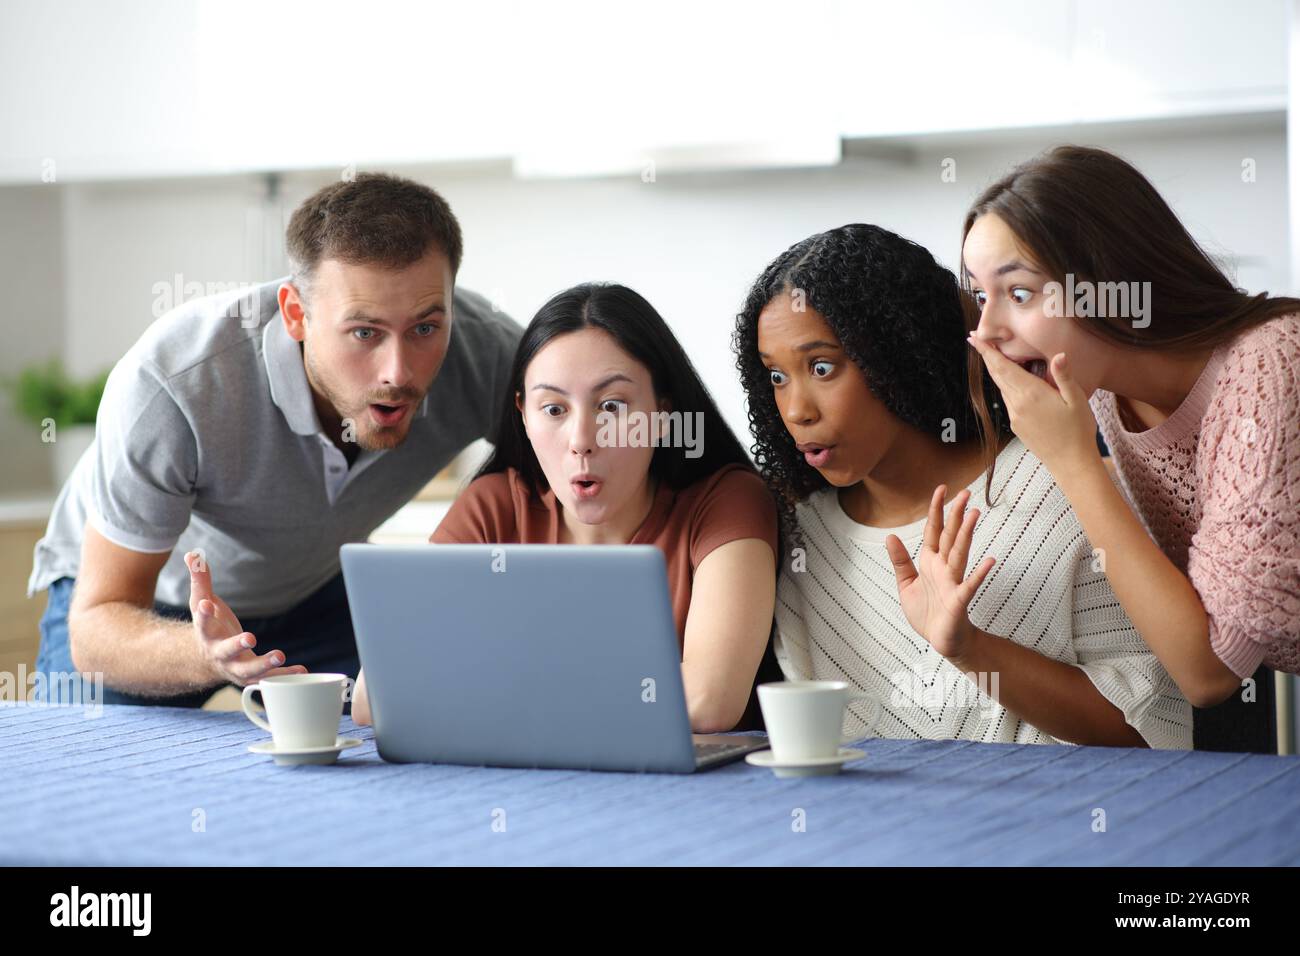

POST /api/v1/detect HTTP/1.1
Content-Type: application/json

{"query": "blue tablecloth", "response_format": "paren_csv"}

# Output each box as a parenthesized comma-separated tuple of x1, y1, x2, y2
(2, 702, 1297, 866)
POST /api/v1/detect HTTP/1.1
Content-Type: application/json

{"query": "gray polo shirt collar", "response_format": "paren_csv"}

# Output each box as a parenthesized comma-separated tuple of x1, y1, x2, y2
(262, 313, 431, 437)
(263, 314, 320, 436)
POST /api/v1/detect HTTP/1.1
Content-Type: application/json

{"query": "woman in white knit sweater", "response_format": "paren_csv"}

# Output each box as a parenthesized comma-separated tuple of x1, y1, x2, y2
(732, 224, 1191, 748)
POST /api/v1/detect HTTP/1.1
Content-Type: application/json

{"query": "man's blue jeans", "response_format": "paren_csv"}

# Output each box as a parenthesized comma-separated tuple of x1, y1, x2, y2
(34, 575, 360, 713)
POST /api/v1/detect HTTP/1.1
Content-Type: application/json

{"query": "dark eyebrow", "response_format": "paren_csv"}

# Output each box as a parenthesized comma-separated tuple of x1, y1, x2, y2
(529, 373, 634, 396)
(963, 261, 1041, 282)
(343, 302, 447, 326)
(594, 373, 633, 391)
(756, 340, 842, 359)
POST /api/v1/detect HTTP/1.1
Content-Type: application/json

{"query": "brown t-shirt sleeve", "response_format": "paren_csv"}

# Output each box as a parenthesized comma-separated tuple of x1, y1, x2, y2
(429, 472, 518, 544)
(687, 466, 779, 567)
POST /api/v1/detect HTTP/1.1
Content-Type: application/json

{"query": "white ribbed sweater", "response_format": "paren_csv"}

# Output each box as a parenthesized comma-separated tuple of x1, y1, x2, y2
(775, 438, 1192, 748)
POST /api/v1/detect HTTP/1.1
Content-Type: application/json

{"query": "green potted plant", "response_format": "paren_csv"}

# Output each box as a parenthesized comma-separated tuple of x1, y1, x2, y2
(3, 360, 110, 488)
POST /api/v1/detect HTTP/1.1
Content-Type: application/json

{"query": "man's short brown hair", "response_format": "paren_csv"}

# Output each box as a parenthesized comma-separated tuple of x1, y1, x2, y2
(285, 172, 463, 291)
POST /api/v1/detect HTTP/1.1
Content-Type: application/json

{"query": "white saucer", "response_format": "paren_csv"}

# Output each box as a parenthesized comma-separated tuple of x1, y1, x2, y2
(248, 737, 363, 766)
(745, 747, 866, 777)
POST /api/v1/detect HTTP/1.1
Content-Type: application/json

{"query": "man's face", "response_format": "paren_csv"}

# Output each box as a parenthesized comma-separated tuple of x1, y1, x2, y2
(281, 247, 454, 451)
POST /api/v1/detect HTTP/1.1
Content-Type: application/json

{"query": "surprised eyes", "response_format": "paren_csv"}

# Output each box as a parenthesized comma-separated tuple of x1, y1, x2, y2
(972, 288, 1033, 307)
(769, 360, 834, 387)
(351, 323, 438, 342)
(541, 399, 627, 418)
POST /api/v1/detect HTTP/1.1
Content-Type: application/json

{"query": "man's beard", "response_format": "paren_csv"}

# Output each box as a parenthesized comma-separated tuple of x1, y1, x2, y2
(303, 346, 423, 452)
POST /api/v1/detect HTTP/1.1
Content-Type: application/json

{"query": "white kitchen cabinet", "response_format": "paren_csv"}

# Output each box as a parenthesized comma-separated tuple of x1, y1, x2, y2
(834, 0, 1287, 137)
(0, 0, 1290, 183)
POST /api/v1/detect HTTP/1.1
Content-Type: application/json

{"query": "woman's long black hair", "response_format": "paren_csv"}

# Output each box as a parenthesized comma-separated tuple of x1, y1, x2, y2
(477, 282, 757, 491)
(732, 223, 1010, 540)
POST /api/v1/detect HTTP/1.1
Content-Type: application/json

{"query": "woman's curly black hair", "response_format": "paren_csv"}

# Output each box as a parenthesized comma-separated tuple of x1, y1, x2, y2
(731, 223, 1010, 542)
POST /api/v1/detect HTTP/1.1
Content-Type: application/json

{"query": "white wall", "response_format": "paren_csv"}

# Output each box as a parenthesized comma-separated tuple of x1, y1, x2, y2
(0, 187, 64, 493)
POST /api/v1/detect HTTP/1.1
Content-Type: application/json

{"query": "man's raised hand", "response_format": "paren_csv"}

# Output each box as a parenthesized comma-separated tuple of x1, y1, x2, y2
(185, 551, 307, 686)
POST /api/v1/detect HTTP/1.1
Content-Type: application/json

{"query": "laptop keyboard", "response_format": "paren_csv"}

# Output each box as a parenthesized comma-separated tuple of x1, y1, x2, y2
(693, 740, 751, 760)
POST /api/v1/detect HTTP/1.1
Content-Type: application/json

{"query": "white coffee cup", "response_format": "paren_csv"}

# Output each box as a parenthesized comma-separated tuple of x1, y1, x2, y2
(757, 680, 883, 762)
(241, 673, 350, 750)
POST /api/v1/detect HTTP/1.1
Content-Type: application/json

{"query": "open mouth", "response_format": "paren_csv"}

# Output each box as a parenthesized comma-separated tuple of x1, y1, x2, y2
(571, 477, 604, 499)
(1021, 359, 1049, 381)
(800, 445, 834, 468)
(998, 353, 1050, 387)
(369, 403, 408, 426)
(1008, 355, 1055, 387)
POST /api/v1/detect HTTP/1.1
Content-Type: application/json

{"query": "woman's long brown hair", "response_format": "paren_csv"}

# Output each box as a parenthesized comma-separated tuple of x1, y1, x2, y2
(962, 144, 1300, 500)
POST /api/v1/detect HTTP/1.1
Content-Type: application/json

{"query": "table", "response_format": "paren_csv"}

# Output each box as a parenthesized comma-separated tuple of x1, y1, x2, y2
(2, 702, 1297, 865)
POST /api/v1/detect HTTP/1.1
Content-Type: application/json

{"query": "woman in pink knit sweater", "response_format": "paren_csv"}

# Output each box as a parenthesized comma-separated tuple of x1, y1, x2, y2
(962, 145, 1300, 709)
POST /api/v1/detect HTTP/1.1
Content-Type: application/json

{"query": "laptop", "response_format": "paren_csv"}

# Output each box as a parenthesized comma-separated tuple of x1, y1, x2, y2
(339, 543, 769, 773)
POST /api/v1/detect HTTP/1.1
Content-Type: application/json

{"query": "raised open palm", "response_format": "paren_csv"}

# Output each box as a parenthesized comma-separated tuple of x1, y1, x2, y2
(884, 485, 996, 660)
(185, 551, 307, 686)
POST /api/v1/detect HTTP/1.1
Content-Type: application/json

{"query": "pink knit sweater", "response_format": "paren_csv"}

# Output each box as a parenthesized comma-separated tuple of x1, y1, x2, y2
(1091, 312, 1300, 678)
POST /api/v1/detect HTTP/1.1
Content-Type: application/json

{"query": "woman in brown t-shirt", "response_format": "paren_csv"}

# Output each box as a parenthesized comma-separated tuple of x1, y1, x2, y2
(354, 283, 779, 732)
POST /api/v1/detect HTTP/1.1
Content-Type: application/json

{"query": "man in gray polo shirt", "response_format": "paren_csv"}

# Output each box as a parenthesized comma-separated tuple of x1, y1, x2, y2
(28, 173, 522, 709)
